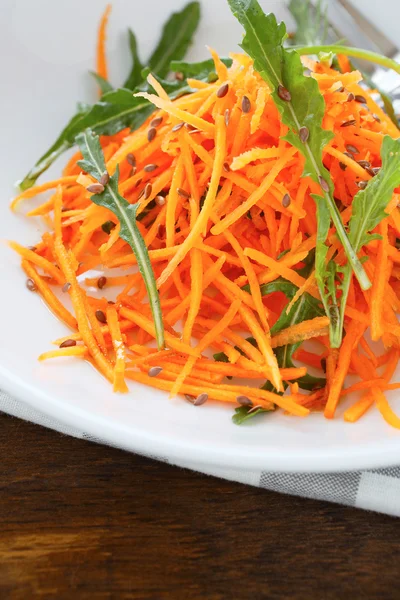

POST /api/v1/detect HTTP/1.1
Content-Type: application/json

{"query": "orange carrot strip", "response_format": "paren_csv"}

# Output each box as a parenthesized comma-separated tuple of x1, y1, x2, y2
(96, 4, 112, 83)
(271, 317, 330, 348)
(107, 306, 128, 393)
(38, 347, 88, 361)
(9, 241, 65, 285)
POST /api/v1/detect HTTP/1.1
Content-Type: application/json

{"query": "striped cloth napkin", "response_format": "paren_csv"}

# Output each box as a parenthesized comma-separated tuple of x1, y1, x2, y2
(2, 390, 400, 517)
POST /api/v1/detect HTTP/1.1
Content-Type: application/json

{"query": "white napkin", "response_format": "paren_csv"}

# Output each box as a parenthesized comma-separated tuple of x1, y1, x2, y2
(2, 390, 400, 517)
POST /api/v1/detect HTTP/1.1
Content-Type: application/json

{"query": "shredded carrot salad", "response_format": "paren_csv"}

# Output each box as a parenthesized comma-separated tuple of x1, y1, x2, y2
(10, 9, 400, 428)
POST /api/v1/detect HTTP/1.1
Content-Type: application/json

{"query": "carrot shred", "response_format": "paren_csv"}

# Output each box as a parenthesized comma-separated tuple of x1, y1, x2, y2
(97, 5, 112, 85)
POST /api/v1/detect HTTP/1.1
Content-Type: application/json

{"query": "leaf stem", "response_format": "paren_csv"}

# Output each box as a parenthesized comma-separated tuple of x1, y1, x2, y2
(294, 44, 400, 75)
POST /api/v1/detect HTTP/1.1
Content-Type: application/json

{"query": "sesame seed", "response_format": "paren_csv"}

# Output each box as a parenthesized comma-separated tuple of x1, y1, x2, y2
(26, 278, 37, 292)
(86, 183, 105, 194)
(172, 122, 184, 132)
(372, 167, 381, 175)
(299, 126, 309, 143)
(357, 180, 368, 189)
(97, 276, 107, 290)
(339, 162, 347, 171)
(347, 92, 355, 102)
(216, 83, 229, 98)
(357, 160, 371, 168)
(224, 108, 230, 126)
(62, 282, 71, 293)
(236, 395, 253, 407)
(223, 162, 230, 172)
(99, 171, 109, 186)
(150, 116, 163, 128)
(242, 95, 251, 113)
(177, 188, 190, 198)
(127, 153, 136, 167)
(95, 310, 107, 324)
(282, 193, 291, 208)
(144, 163, 158, 173)
(345, 144, 359, 155)
(354, 94, 367, 104)
(365, 166, 376, 177)
(185, 394, 195, 403)
(155, 195, 166, 206)
(128, 166, 137, 177)
(340, 119, 356, 127)
(59, 339, 77, 348)
(277, 84, 291, 101)
(319, 176, 330, 192)
(148, 366, 163, 377)
(144, 183, 153, 200)
(135, 178, 143, 188)
(194, 392, 208, 406)
(147, 127, 157, 142)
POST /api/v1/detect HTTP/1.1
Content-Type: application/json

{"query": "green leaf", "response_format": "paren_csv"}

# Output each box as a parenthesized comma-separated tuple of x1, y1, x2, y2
(337, 136, 400, 346)
(260, 258, 326, 392)
(148, 2, 201, 79)
(288, 0, 328, 47)
(232, 405, 273, 425)
(227, 0, 370, 329)
(123, 29, 144, 90)
(170, 57, 232, 82)
(90, 71, 113, 95)
(76, 130, 164, 349)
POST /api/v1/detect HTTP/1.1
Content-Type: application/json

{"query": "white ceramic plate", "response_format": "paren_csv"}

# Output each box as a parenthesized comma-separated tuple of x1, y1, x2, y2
(1, 0, 400, 473)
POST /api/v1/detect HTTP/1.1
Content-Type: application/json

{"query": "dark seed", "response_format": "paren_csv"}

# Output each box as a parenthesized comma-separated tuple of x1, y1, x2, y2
(137, 189, 145, 200)
(277, 84, 291, 102)
(355, 94, 367, 104)
(216, 83, 229, 98)
(147, 127, 157, 142)
(175, 72, 184, 81)
(319, 176, 330, 192)
(148, 366, 163, 377)
(340, 119, 356, 127)
(357, 160, 371, 168)
(128, 166, 137, 178)
(95, 310, 107, 324)
(127, 153, 136, 167)
(282, 193, 291, 208)
(357, 180, 368, 189)
(177, 188, 190, 198)
(61, 206, 69, 212)
(185, 123, 196, 131)
(242, 95, 251, 113)
(223, 162, 230, 172)
(144, 183, 152, 200)
(336, 86, 345, 93)
(372, 113, 381, 123)
(321, 358, 327, 373)
(339, 162, 347, 171)
(102, 220, 116, 234)
(87, 183, 105, 194)
(99, 171, 109, 186)
(108, 300, 115, 305)
(372, 167, 381, 175)
(135, 178, 143, 188)
(185, 394, 195, 403)
(347, 92, 355, 102)
(60, 339, 77, 349)
(158, 224, 165, 237)
(155, 195, 166, 206)
(194, 393, 208, 406)
(97, 276, 107, 290)
(27, 245, 37, 252)
(365, 166, 376, 177)
(345, 144, 359, 155)
(144, 163, 158, 173)
(299, 126, 309, 143)
(172, 122, 184, 132)
(236, 395, 253, 407)
(62, 282, 71, 293)
(150, 116, 163, 128)
(26, 278, 37, 292)
(224, 108, 230, 126)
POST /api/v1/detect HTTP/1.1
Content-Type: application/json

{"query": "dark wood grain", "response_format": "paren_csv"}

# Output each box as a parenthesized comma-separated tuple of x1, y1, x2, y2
(0, 412, 399, 600)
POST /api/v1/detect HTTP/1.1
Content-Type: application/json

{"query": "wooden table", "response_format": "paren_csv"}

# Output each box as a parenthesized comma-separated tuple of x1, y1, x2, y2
(1, 412, 399, 599)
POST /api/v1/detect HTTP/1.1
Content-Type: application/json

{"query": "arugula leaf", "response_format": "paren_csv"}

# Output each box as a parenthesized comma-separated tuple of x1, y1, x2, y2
(228, 0, 370, 349)
(337, 136, 400, 345)
(90, 71, 113, 95)
(148, 2, 201, 79)
(76, 130, 164, 349)
(288, 0, 328, 47)
(123, 29, 144, 90)
(170, 57, 232, 82)
(232, 405, 273, 425)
